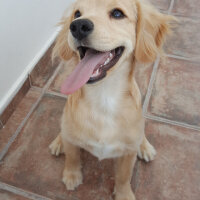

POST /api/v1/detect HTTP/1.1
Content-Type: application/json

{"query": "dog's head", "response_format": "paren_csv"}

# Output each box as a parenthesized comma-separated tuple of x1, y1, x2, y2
(53, 0, 175, 95)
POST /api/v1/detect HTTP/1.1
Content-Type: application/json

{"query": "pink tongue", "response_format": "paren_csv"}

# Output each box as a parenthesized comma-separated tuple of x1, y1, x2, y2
(61, 49, 110, 95)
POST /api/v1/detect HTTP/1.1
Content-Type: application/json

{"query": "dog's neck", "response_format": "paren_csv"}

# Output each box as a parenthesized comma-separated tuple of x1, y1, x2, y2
(81, 58, 135, 113)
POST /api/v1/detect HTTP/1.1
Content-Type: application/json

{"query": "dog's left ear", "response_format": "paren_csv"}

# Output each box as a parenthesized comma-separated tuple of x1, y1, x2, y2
(135, 1, 176, 63)
(52, 7, 74, 61)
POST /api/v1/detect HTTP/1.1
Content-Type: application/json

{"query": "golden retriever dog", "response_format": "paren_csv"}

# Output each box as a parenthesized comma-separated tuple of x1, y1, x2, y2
(49, 0, 175, 199)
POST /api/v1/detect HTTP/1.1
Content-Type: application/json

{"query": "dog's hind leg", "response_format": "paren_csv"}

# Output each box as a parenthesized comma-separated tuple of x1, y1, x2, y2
(137, 136, 156, 162)
(49, 134, 64, 156)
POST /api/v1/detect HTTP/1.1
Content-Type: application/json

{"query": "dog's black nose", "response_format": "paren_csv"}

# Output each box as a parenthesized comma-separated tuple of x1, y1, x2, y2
(70, 19, 94, 40)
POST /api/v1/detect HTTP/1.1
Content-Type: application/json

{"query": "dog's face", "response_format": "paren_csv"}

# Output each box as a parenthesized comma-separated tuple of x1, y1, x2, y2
(54, 0, 175, 94)
(69, 0, 137, 59)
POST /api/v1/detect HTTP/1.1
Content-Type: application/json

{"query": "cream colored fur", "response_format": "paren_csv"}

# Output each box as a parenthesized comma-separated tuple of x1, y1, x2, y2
(49, 0, 176, 199)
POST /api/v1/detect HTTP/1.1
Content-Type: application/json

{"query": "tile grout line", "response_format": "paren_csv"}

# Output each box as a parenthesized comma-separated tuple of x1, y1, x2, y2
(166, 54, 192, 61)
(30, 86, 43, 92)
(31, 85, 68, 99)
(0, 63, 63, 161)
(0, 120, 3, 128)
(166, 54, 200, 63)
(0, 181, 52, 200)
(142, 57, 160, 115)
(171, 13, 200, 20)
(28, 74, 33, 87)
(46, 90, 68, 99)
(168, 0, 174, 14)
(144, 113, 200, 132)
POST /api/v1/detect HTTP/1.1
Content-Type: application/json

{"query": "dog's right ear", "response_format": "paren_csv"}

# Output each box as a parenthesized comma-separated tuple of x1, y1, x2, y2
(52, 8, 74, 61)
(135, 0, 176, 63)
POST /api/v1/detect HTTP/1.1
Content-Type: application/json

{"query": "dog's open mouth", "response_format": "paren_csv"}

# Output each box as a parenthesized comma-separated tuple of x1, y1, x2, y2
(60, 46, 124, 95)
(78, 46, 124, 84)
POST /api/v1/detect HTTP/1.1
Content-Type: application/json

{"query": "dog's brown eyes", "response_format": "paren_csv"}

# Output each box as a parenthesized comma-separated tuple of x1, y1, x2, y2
(110, 9, 125, 19)
(74, 10, 81, 19)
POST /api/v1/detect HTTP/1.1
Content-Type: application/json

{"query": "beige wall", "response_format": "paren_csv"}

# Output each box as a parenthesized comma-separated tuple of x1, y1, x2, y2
(0, 0, 74, 113)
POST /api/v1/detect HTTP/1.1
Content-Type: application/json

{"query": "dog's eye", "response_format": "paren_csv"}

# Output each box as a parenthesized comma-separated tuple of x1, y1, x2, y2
(74, 10, 81, 19)
(110, 9, 125, 19)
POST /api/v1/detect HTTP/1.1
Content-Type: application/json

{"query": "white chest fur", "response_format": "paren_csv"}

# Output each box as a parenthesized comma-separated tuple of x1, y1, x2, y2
(87, 140, 126, 160)
(86, 71, 126, 113)
(81, 81, 133, 160)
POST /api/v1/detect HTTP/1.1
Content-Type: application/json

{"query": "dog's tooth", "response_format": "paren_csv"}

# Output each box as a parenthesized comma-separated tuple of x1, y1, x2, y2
(104, 58, 110, 66)
(109, 53, 112, 58)
(94, 69, 100, 76)
(91, 69, 97, 77)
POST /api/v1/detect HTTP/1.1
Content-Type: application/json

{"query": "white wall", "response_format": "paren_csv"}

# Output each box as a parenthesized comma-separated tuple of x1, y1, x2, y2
(0, 0, 74, 114)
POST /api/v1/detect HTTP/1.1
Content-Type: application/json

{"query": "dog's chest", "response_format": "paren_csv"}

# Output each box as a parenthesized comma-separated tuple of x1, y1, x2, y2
(66, 83, 140, 160)
(93, 85, 120, 112)
(80, 96, 136, 160)
(99, 95, 118, 113)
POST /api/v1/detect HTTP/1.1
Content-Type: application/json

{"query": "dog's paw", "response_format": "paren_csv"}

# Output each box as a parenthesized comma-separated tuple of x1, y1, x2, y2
(49, 136, 63, 156)
(137, 139, 156, 162)
(62, 169, 83, 190)
(115, 187, 136, 200)
(115, 194, 136, 200)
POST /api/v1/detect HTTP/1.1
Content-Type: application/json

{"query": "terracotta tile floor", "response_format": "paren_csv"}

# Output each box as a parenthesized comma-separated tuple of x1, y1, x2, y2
(0, 0, 200, 199)
(0, 189, 27, 200)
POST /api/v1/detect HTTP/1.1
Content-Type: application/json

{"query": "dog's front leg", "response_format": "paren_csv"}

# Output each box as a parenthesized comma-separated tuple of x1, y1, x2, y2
(114, 153, 137, 200)
(62, 140, 83, 190)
